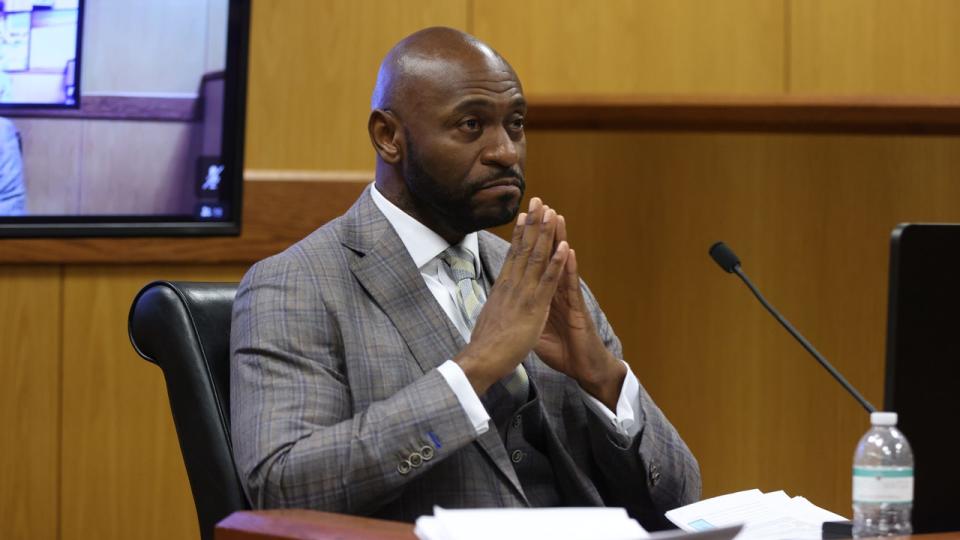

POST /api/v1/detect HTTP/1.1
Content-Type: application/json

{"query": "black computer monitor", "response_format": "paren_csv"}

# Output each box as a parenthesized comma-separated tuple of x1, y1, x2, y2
(884, 223, 960, 533)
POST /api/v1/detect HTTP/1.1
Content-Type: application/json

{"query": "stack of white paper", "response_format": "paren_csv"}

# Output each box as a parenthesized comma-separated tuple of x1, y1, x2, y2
(414, 507, 649, 540)
(664, 489, 847, 540)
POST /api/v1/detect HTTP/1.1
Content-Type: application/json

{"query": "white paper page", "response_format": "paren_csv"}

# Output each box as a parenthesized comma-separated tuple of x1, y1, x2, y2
(414, 507, 649, 540)
(414, 515, 451, 540)
(665, 489, 767, 531)
(785, 496, 848, 523)
(762, 491, 791, 507)
(665, 489, 843, 540)
(733, 515, 822, 540)
(649, 524, 744, 540)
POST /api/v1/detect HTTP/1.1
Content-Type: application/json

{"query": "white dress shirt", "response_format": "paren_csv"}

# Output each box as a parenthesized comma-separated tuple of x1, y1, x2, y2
(370, 183, 642, 438)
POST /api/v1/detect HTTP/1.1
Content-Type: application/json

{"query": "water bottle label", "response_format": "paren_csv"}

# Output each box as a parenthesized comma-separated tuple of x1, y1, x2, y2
(852, 466, 914, 503)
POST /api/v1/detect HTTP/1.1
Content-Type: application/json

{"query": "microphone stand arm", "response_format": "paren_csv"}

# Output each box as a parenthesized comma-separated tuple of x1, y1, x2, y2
(733, 265, 877, 414)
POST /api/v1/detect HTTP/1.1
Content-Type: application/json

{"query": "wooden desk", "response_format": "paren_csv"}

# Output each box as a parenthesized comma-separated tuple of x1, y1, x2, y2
(216, 510, 960, 540)
(216, 510, 416, 540)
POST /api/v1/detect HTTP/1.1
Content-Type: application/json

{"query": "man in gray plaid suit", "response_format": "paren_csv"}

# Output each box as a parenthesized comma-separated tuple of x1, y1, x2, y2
(231, 27, 700, 530)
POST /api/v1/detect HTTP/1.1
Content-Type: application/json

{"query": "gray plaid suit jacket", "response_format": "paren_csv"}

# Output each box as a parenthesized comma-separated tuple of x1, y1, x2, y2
(230, 186, 700, 529)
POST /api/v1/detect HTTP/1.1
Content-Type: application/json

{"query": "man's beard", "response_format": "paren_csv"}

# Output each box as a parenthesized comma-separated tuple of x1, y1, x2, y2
(402, 138, 524, 234)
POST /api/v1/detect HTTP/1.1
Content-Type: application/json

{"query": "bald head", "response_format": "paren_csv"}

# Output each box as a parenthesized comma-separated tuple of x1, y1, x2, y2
(367, 27, 526, 244)
(371, 27, 515, 112)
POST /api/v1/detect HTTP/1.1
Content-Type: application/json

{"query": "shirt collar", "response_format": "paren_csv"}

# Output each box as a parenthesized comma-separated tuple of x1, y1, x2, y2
(370, 182, 481, 271)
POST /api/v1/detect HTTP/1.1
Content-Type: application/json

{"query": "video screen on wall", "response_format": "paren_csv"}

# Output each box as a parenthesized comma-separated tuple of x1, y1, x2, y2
(0, 0, 248, 236)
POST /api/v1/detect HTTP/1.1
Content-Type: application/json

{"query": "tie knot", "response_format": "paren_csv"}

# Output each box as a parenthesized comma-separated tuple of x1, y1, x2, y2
(440, 244, 477, 283)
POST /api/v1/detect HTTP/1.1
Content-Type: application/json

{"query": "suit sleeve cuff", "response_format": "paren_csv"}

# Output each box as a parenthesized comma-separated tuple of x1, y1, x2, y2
(581, 360, 642, 438)
(437, 360, 490, 436)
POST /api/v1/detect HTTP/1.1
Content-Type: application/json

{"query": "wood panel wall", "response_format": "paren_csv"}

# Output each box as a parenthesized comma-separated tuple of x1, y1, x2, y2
(2, 1, 959, 538)
(60, 265, 247, 540)
(517, 131, 960, 510)
(0, 267, 60, 540)
(243, 0, 467, 171)
(474, 0, 786, 94)
(790, 0, 960, 95)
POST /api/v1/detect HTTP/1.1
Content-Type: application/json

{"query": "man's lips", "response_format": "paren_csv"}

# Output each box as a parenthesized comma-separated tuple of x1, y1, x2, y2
(479, 177, 523, 190)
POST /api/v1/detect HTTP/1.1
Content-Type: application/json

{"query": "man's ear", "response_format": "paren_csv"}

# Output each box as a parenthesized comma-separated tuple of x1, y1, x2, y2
(368, 109, 404, 164)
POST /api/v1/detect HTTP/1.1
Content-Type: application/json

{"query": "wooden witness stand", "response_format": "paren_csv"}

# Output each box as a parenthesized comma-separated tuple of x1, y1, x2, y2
(215, 510, 416, 540)
(214, 510, 960, 540)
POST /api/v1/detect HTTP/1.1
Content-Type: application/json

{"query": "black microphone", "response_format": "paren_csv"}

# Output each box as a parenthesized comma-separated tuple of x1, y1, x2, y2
(709, 241, 876, 414)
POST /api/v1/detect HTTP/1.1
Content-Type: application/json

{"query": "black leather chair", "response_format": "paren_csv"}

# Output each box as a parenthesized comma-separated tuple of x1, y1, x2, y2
(128, 281, 250, 540)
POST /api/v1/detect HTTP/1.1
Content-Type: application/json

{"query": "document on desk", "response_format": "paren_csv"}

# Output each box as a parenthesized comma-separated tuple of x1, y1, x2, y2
(414, 507, 744, 540)
(414, 507, 646, 540)
(664, 489, 847, 540)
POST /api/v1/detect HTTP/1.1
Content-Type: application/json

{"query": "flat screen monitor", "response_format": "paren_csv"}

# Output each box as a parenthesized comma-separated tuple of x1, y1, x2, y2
(0, 0, 248, 236)
(884, 223, 960, 533)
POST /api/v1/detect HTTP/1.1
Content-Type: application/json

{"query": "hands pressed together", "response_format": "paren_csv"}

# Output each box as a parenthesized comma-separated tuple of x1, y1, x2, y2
(455, 197, 627, 411)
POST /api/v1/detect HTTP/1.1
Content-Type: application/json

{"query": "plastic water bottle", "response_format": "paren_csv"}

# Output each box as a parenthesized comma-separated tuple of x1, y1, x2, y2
(852, 411, 914, 537)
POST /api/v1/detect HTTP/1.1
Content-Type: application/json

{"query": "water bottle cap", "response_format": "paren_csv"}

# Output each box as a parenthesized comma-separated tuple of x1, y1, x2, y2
(870, 411, 898, 426)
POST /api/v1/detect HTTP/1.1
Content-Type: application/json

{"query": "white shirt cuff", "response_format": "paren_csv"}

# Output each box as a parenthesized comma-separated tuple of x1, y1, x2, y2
(437, 360, 490, 436)
(580, 360, 642, 438)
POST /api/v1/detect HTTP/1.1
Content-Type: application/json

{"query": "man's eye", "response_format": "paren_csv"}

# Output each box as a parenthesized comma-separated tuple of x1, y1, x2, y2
(511, 117, 525, 130)
(461, 119, 480, 131)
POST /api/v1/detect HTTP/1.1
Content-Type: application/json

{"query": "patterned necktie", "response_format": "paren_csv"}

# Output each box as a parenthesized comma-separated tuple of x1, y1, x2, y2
(440, 245, 529, 404)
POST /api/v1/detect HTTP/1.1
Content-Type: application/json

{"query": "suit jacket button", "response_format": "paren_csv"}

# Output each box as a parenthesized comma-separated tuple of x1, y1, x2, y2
(397, 459, 412, 475)
(420, 445, 435, 461)
(649, 463, 661, 486)
(511, 449, 524, 463)
(409, 452, 423, 468)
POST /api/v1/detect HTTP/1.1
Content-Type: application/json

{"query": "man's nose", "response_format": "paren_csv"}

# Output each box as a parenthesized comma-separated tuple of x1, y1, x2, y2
(481, 125, 521, 168)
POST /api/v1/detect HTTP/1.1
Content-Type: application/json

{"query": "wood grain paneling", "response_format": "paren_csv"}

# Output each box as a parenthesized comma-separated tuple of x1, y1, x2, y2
(513, 131, 960, 515)
(60, 264, 247, 540)
(0, 267, 61, 540)
(3, 96, 199, 122)
(79, 120, 197, 215)
(524, 94, 960, 134)
(10, 118, 206, 219)
(0, 176, 368, 263)
(791, 0, 960, 95)
(243, 0, 468, 171)
(473, 0, 785, 95)
(13, 118, 83, 215)
(217, 510, 415, 539)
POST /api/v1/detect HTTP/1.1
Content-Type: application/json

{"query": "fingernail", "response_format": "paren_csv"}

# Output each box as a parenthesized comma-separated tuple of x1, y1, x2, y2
(542, 209, 555, 223)
(528, 197, 541, 212)
(517, 212, 527, 224)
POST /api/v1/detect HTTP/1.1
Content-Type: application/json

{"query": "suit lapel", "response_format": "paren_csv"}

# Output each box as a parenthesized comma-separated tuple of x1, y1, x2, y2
(477, 231, 507, 290)
(344, 188, 462, 374)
